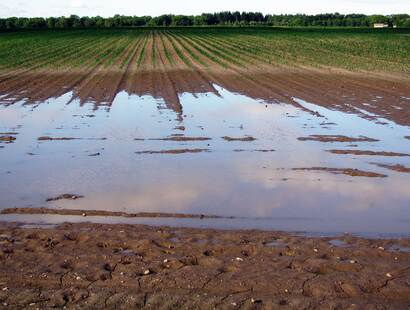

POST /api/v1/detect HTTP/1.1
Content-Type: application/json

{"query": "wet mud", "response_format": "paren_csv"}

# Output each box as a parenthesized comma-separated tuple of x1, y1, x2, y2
(38, 136, 107, 141)
(1, 208, 226, 219)
(371, 163, 410, 174)
(292, 167, 388, 178)
(1, 68, 410, 126)
(297, 135, 379, 143)
(0, 136, 16, 143)
(0, 222, 409, 309)
(222, 136, 257, 142)
(142, 136, 212, 142)
(326, 150, 409, 156)
(46, 194, 84, 202)
(135, 149, 210, 155)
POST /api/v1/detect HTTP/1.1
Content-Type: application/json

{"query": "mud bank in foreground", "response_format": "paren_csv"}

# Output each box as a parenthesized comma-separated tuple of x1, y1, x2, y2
(0, 222, 409, 309)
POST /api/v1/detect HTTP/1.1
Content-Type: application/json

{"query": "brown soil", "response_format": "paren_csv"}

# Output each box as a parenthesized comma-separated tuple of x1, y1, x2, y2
(0, 136, 16, 143)
(298, 135, 379, 143)
(222, 136, 257, 142)
(327, 150, 409, 156)
(136, 137, 212, 142)
(371, 163, 410, 173)
(46, 194, 84, 202)
(38, 136, 107, 141)
(0, 132, 18, 135)
(1, 67, 410, 126)
(135, 149, 210, 155)
(37, 137, 82, 141)
(233, 149, 276, 153)
(0, 222, 409, 309)
(292, 167, 387, 178)
(1, 208, 226, 219)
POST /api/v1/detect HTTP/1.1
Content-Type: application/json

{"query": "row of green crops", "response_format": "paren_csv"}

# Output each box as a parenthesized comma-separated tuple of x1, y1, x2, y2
(0, 28, 409, 75)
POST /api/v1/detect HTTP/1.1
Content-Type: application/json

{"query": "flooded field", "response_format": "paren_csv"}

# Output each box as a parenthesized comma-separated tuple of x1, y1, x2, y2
(1, 27, 410, 309)
(1, 80, 409, 236)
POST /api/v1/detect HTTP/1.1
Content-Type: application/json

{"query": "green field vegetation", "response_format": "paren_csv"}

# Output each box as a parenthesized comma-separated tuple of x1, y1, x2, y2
(0, 28, 409, 76)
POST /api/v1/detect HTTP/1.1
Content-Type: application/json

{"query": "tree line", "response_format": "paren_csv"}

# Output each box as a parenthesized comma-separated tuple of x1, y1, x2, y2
(1, 12, 410, 30)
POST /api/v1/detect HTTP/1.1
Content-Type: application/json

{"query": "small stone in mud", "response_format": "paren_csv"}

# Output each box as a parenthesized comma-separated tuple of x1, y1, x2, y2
(103, 263, 115, 272)
(143, 269, 152, 275)
(251, 298, 262, 304)
(46, 194, 84, 202)
(174, 126, 185, 131)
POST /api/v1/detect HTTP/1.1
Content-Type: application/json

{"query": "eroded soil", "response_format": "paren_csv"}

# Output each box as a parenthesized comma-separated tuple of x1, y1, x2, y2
(292, 167, 388, 178)
(1, 208, 227, 220)
(0, 222, 409, 309)
(297, 135, 379, 143)
(135, 149, 210, 155)
(326, 150, 409, 156)
(371, 163, 410, 174)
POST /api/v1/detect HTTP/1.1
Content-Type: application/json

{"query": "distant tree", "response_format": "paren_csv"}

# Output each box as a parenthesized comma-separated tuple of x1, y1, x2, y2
(403, 18, 410, 28)
(55, 17, 69, 29)
(93, 16, 105, 28)
(172, 15, 194, 26)
(201, 13, 217, 25)
(1, 12, 410, 31)
(193, 15, 204, 26)
(80, 16, 92, 28)
(152, 15, 172, 26)
(69, 15, 82, 28)
(46, 17, 56, 28)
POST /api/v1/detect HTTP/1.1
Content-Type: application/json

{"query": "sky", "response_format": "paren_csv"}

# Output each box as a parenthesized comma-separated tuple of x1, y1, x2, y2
(0, 0, 409, 18)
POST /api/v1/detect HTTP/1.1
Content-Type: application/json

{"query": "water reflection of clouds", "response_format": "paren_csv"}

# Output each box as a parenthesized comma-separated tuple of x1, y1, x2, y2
(0, 86, 409, 235)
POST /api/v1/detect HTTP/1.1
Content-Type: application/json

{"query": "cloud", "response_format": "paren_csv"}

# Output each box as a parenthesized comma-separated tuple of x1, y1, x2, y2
(0, 3, 27, 17)
(70, 0, 87, 9)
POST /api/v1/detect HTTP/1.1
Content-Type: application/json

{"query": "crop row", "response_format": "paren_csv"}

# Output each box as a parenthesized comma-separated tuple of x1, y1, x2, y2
(0, 28, 408, 76)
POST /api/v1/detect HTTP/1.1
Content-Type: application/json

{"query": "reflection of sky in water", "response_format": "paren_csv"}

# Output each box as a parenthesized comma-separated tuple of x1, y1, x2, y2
(0, 85, 410, 236)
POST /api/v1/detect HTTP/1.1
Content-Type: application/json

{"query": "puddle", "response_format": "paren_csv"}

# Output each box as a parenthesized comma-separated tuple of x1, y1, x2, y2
(264, 240, 285, 247)
(20, 224, 57, 230)
(328, 239, 349, 248)
(0, 85, 410, 236)
(387, 244, 410, 253)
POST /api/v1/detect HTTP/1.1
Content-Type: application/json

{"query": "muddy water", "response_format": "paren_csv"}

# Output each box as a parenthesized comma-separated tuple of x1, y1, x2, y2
(1, 85, 410, 236)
